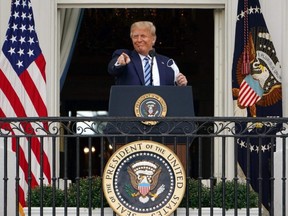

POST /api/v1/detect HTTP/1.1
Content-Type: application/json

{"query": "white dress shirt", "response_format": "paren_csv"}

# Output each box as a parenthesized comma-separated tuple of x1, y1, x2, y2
(140, 54, 160, 86)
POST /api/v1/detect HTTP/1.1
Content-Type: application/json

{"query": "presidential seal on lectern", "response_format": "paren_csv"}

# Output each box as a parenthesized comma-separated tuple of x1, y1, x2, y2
(103, 140, 186, 216)
(134, 93, 167, 126)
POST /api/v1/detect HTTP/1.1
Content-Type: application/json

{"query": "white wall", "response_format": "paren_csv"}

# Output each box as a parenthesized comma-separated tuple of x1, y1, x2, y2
(32, 0, 59, 117)
(261, 0, 288, 116)
(275, 136, 288, 215)
(0, 2, 10, 45)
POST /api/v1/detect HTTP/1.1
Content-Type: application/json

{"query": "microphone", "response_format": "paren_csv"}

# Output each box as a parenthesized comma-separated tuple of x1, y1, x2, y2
(148, 49, 156, 85)
(148, 49, 156, 58)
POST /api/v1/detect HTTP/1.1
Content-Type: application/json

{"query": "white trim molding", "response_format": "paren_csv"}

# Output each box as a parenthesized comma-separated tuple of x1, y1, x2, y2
(56, 0, 226, 8)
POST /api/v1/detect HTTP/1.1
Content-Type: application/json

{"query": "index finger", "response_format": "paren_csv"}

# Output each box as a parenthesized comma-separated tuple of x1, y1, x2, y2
(122, 53, 129, 58)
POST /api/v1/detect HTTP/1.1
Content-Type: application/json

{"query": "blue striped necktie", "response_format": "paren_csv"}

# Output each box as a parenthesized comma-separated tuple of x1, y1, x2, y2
(143, 56, 151, 86)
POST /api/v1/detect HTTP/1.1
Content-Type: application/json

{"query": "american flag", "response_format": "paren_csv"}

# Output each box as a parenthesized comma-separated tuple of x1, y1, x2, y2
(0, 0, 51, 210)
(232, 0, 282, 212)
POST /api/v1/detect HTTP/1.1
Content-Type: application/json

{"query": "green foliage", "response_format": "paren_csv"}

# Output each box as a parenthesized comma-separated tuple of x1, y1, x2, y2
(180, 178, 258, 209)
(67, 176, 108, 208)
(27, 185, 65, 207)
(28, 176, 108, 209)
(212, 180, 258, 209)
(180, 178, 210, 208)
(28, 177, 258, 210)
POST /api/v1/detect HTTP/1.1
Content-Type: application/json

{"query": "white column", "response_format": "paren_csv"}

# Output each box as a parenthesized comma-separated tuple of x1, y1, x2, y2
(274, 135, 288, 215)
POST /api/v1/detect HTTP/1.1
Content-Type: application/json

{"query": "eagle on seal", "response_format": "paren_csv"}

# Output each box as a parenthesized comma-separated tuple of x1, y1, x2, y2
(127, 160, 163, 203)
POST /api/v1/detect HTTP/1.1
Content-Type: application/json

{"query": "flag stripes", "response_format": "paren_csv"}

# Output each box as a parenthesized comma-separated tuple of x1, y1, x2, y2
(239, 81, 261, 107)
(0, 0, 51, 209)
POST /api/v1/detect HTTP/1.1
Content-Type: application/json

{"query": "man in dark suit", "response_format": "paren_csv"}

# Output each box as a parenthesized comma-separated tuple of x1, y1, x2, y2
(108, 21, 188, 86)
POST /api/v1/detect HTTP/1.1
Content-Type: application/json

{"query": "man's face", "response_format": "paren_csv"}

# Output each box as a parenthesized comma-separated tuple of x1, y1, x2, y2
(131, 27, 155, 56)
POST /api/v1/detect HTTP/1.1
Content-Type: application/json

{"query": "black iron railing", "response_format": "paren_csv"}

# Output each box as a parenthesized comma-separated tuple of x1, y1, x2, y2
(0, 117, 287, 216)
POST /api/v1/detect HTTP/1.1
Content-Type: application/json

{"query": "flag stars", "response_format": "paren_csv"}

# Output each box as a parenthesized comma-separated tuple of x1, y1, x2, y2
(28, 25, 34, 33)
(12, 11, 20, 19)
(27, 49, 34, 57)
(239, 140, 246, 148)
(268, 145, 273, 151)
(22, 0, 27, 8)
(10, 35, 17, 43)
(14, 0, 21, 7)
(28, 37, 35, 45)
(248, 6, 254, 14)
(261, 145, 267, 152)
(255, 146, 259, 153)
(11, 23, 18, 31)
(8, 47, 16, 55)
(16, 60, 23, 68)
(237, 7, 262, 21)
(21, 12, 27, 20)
(240, 10, 246, 18)
(20, 24, 27, 32)
(237, 139, 272, 153)
(17, 48, 25, 56)
(254, 6, 260, 13)
(19, 36, 26, 44)
(27, 13, 32, 21)
(4, 0, 43, 79)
